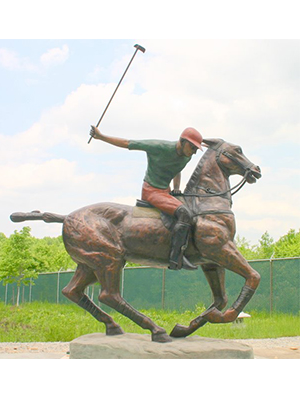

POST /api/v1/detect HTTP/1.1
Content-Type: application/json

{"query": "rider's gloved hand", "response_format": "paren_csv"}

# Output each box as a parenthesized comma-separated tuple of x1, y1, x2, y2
(170, 189, 182, 196)
(90, 125, 102, 140)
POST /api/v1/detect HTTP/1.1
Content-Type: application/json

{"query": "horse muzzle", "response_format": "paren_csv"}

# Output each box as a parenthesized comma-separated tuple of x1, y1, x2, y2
(245, 165, 262, 184)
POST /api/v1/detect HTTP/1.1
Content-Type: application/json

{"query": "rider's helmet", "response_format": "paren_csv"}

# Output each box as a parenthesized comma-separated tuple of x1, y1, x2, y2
(180, 128, 203, 151)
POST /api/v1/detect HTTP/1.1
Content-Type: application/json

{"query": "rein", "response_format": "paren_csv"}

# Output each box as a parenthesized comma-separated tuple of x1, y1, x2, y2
(183, 141, 253, 199)
(183, 170, 249, 198)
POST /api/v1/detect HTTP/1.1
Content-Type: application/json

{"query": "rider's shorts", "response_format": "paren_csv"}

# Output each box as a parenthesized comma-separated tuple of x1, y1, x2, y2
(141, 181, 182, 216)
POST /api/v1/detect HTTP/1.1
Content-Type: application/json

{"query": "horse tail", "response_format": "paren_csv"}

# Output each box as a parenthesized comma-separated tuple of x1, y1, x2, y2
(10, 210, 66, 224)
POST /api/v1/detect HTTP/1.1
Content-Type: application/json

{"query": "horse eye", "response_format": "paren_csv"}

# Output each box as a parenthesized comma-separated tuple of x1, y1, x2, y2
(236, 147, 242, 154)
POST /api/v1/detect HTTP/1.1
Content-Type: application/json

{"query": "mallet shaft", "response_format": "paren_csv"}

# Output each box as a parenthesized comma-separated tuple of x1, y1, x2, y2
(88, 44, 146, 144)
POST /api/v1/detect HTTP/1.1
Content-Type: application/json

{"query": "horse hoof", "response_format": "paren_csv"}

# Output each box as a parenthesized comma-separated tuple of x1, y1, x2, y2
(170, 324, 189, 338)
(106, 325, 124, 336)
(152, 331, 172, 343)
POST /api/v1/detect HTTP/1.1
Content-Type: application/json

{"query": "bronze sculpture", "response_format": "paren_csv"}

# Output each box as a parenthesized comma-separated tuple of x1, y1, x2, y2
(90, 125, 204, 271)
(11, 138, 262, 343)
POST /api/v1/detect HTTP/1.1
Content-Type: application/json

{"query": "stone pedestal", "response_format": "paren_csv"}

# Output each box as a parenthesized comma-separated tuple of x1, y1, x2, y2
(70, 333, 254, 359)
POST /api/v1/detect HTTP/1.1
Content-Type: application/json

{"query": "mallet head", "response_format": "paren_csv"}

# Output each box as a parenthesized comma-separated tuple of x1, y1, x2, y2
(134, 44, 146, 53)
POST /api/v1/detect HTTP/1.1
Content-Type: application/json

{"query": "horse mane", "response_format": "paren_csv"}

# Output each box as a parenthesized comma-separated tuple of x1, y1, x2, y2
(184, 138, 224, 194)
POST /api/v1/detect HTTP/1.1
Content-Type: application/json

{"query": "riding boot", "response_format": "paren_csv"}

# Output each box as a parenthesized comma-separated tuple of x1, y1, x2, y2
(168, 221, 197, 271)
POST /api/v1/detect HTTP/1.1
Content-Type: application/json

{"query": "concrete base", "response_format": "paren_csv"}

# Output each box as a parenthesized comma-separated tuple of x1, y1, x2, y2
(70, 333, 254, 359)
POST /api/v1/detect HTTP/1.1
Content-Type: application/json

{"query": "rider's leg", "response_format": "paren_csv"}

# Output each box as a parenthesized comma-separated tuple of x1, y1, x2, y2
(168, 205, 197, 271)
(141, 182, 197, 271)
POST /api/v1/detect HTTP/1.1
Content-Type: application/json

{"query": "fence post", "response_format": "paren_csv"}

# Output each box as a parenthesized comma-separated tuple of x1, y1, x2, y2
(57, 270, 61, 304)
(121, 267, 125, 298)
(162, 268, 166, 309)
(29, 278, 32, 303)
(4, 284, 8, 305)
(270, 254, 274, 314)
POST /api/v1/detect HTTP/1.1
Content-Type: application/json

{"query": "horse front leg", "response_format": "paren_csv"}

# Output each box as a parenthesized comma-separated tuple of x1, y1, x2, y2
(202, 241, 260, 324)
(170, 264, 228, 337)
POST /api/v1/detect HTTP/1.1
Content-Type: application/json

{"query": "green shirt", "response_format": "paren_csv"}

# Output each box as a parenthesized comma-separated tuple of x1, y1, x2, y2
(128, 139, 191, 189)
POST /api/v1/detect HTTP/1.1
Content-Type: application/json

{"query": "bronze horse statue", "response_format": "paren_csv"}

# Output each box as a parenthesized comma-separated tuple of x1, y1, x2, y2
(11, 138, 262, 343)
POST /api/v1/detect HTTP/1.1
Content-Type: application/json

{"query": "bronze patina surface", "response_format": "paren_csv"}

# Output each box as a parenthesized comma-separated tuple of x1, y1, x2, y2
(11, 139, 262, 343)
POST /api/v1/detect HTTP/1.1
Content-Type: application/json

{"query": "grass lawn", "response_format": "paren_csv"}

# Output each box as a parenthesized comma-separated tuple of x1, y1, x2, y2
(0, 302, 299, 342)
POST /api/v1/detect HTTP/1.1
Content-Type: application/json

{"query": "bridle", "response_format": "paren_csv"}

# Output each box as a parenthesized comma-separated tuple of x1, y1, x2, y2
(183, 141, 254, 199)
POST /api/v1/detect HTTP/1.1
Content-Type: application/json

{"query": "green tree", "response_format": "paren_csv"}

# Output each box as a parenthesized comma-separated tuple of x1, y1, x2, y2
(274, 229, 300, 258)
(236, 231, 275, 260)
(0, 227, 41, 306)
(235, 235, 258, 260)
(236, 229, 300, 260)
(255, 231, 275, 259)
(0, 233, 7, 257)
(31, 236, 75, 272)
(0, 232, 7, 243)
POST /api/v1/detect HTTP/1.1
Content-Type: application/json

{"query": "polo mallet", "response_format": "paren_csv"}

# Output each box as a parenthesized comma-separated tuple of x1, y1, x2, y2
(88, 43, 146, 144)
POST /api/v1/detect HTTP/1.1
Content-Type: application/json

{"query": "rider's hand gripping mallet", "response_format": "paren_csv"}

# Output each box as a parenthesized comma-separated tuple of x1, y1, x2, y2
(88, 44, 146, 144)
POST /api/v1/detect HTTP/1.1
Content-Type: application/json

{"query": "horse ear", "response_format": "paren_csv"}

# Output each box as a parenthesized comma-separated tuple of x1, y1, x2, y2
(202, 138, 224, 148)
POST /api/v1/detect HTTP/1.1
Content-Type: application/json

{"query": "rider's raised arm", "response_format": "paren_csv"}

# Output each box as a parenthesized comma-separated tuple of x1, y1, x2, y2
(90, 126, 129, 148)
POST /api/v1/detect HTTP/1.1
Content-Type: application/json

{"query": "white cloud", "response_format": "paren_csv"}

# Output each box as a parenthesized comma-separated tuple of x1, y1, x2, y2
(0, 45, 69, 73)
(40, 44, 69, 68)
(136, 40, 300, 147)
(87, 65, 105, 83)
(0, 159, 90, 191)
(111, 196, 136, 206)
(0, 48, 37, 71)
(235, 193, 300, 219)
(233, 183, 300, 242)
(235, 217, 294, 244)
(3, 40, 297, 150)
(2, 156, 133, 238)
(1, 40, 299, 244)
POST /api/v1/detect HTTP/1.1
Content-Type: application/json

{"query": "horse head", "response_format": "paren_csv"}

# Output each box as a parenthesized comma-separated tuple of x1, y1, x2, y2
(202, 138, 262, 184)
(184, 138, 262, 215)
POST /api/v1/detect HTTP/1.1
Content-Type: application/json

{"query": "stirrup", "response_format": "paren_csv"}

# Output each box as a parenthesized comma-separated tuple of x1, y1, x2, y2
(168, 256, 198, 271)
(182, 256, 198, 270)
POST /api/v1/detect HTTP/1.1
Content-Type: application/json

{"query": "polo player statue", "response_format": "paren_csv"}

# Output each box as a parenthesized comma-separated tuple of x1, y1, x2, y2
(11, 128, 262, 343)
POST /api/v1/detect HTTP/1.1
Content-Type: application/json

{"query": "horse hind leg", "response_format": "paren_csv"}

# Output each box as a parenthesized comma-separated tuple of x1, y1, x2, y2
(170, 264, 228, 338)
(62, 263, 124, 336)
(95, 261, 172, 343)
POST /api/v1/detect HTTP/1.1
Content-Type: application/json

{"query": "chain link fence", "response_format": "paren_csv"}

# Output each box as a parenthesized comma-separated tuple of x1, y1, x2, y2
(0, 257, 299, 314)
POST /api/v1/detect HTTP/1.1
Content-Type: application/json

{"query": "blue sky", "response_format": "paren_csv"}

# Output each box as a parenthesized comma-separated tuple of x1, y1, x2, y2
(0, 39, 299, 245)
(0, 40, 134, 135)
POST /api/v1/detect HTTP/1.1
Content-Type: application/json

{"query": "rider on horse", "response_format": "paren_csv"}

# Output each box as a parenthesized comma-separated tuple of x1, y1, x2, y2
(90, 126, 204, 271)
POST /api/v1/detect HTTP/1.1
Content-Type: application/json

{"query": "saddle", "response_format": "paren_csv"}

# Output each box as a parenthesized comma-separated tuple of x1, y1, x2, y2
(133, 199, 177, 231)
